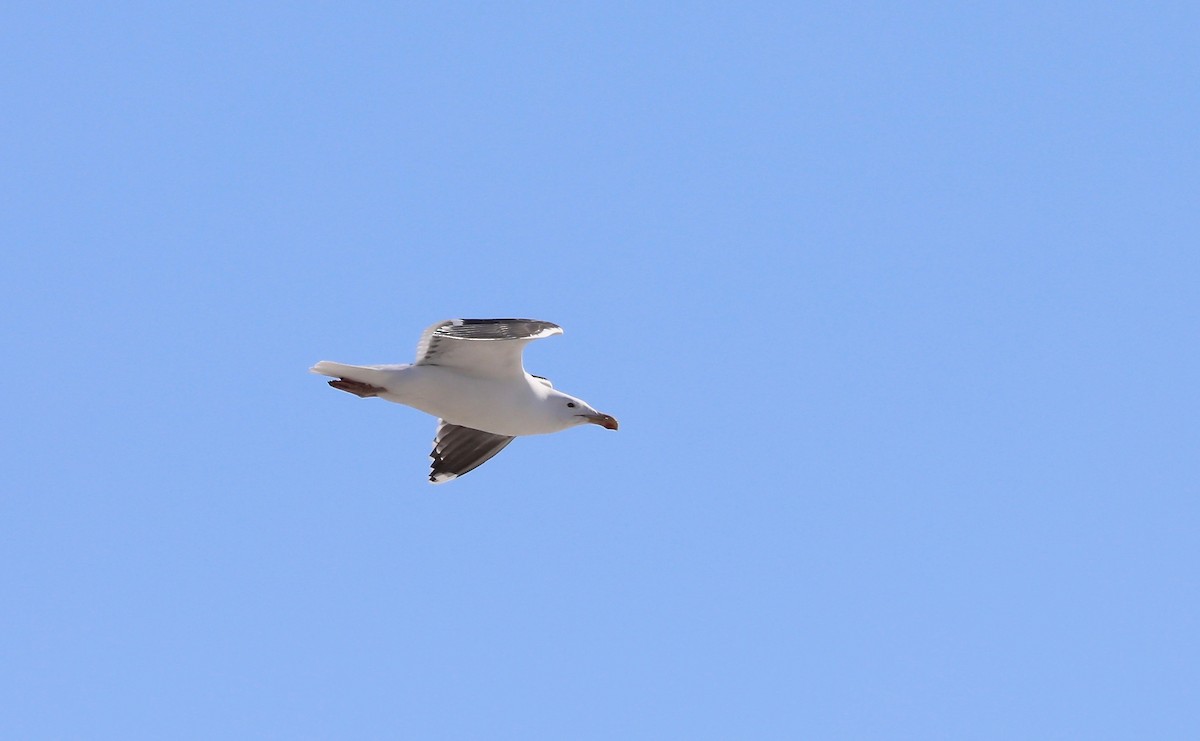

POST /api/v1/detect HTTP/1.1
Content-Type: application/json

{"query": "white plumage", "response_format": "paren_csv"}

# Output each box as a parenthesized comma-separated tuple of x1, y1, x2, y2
(311, 319, 618, 483)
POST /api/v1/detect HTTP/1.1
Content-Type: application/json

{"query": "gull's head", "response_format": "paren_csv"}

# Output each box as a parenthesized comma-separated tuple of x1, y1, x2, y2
(549, 391, 619, 431)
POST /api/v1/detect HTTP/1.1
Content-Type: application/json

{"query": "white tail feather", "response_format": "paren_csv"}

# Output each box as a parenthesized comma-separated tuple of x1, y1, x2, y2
(310, 361, 407, 387)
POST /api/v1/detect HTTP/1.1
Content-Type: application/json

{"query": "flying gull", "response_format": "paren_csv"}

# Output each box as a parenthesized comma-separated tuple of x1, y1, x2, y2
(311, 318, 619, 483)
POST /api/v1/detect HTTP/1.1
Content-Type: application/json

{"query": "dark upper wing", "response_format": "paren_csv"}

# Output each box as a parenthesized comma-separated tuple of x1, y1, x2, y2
(412, 319, 563, 379)
(428, 421, 517, 484)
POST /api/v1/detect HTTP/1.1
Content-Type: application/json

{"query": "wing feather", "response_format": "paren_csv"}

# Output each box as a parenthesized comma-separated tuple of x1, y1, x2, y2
(412, 318, 562, 379)
(429, 421, 516, 484)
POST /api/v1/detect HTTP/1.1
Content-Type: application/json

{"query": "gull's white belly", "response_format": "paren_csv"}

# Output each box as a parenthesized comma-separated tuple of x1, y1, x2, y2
(377, 366, 558, 436)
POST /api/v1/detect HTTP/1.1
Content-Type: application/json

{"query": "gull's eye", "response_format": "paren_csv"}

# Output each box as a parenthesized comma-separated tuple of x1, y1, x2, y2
(567, 402, 576, 408)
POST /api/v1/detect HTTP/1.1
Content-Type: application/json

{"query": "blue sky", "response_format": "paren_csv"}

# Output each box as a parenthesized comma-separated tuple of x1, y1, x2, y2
(3, 3, 1197, 738)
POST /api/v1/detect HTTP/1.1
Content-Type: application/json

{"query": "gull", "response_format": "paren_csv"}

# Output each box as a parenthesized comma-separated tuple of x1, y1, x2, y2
(311, 318, 619, 483)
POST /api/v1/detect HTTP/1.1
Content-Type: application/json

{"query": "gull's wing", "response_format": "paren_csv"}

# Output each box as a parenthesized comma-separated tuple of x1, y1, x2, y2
(413, 318, 563, 380)
(429, 421, 516, 484)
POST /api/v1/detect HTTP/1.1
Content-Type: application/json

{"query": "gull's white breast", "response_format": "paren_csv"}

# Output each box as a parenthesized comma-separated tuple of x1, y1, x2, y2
(379, 365, 562, 436)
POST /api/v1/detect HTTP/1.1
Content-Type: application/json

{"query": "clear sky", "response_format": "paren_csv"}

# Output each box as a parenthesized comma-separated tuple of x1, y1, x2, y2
(3, 3, 1197, 739)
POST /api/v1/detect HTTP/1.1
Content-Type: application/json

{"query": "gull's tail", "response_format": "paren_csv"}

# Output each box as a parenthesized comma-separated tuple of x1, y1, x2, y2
(310, 361, 407, 397)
